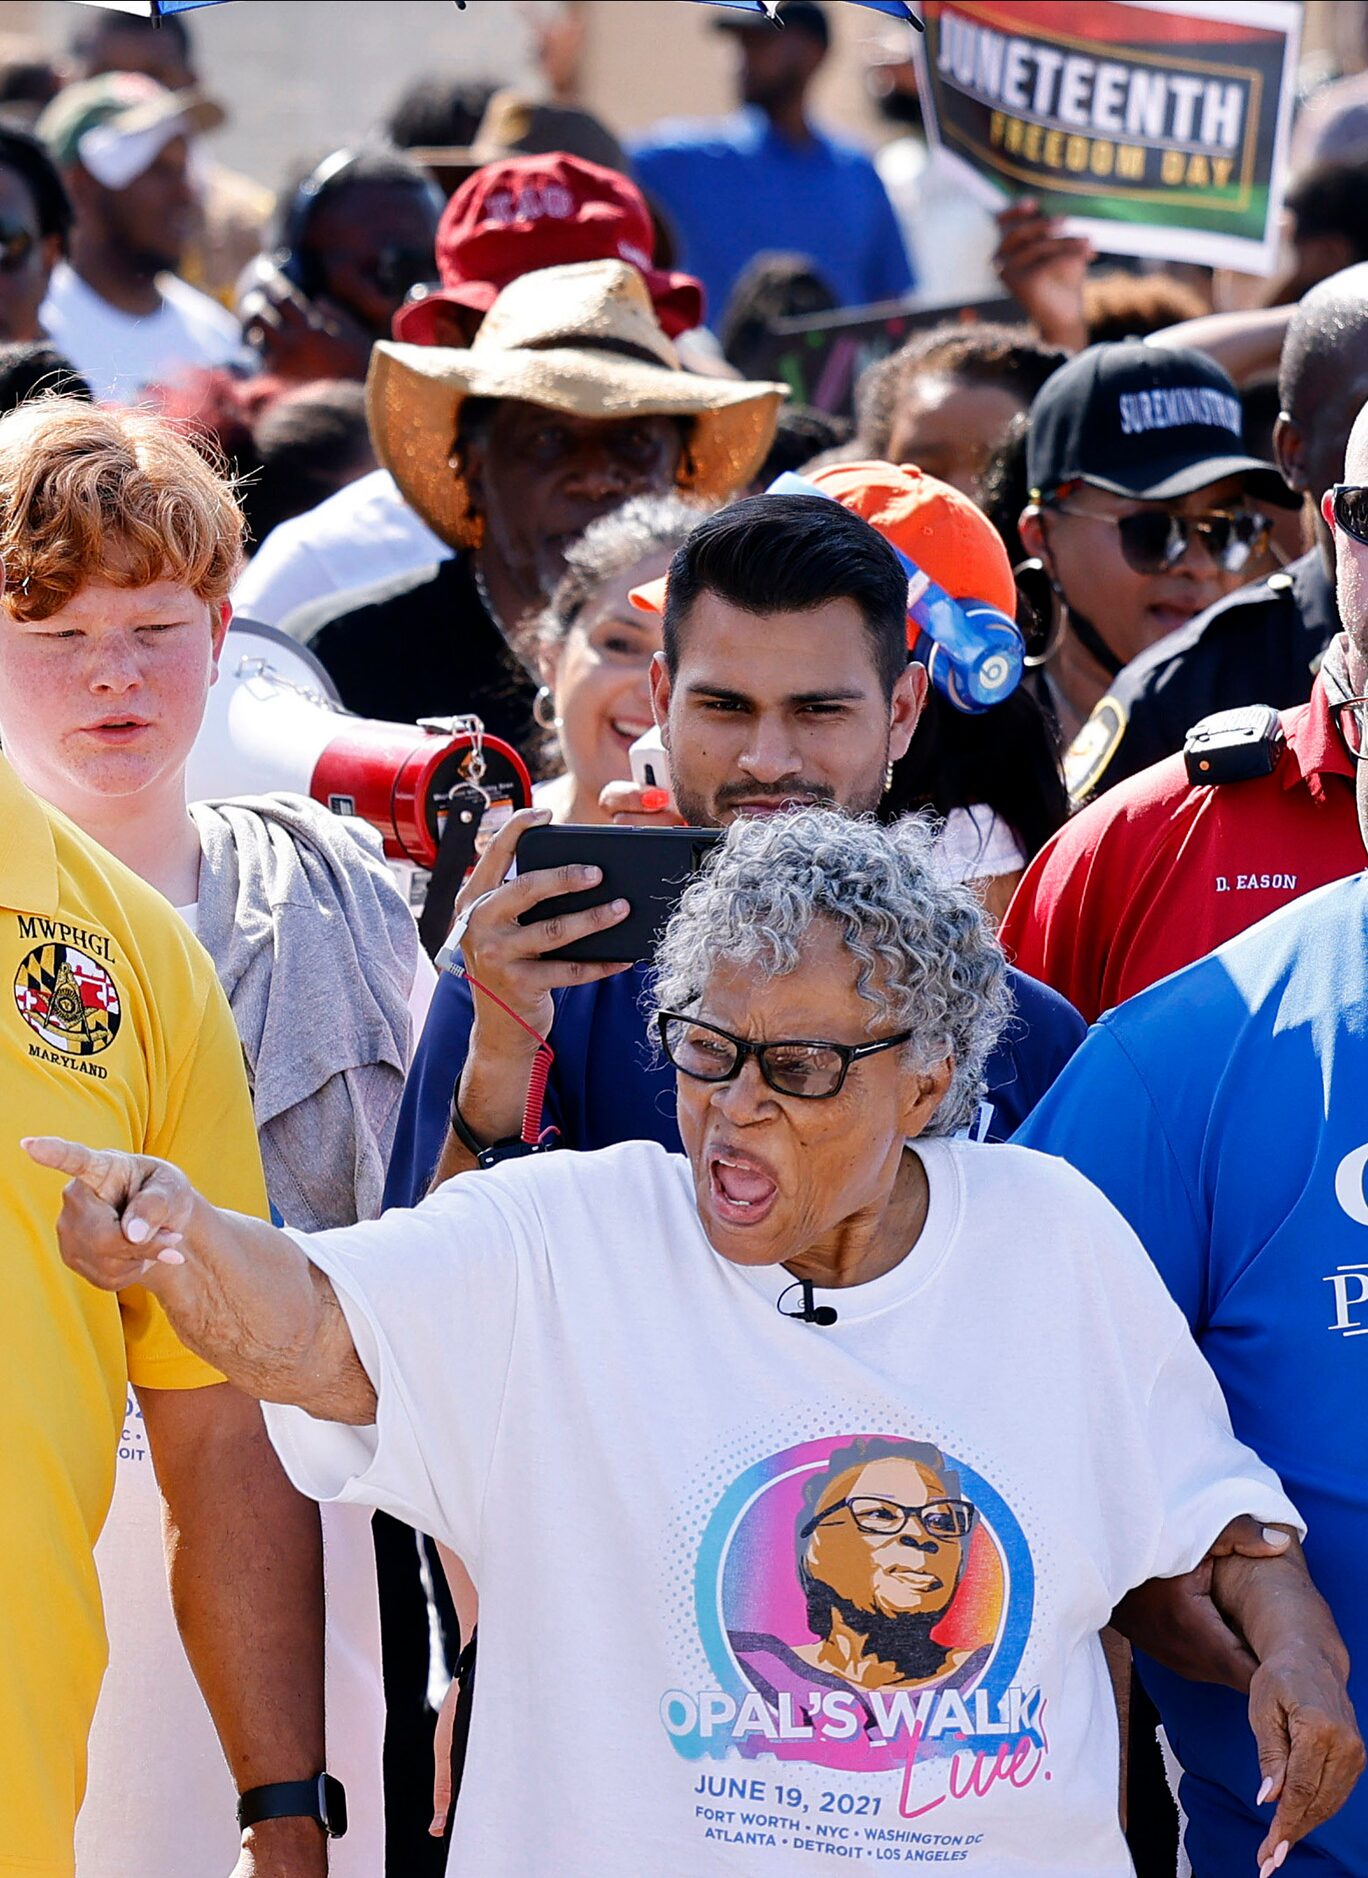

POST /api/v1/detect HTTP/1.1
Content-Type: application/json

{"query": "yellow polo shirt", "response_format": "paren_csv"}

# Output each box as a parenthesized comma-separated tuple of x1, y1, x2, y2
(0, 756, 267, 1877)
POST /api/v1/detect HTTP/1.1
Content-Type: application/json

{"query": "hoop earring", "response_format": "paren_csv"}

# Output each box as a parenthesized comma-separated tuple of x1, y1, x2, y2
(533, 685, 561, 732)
(1014, 558, 1067, 667)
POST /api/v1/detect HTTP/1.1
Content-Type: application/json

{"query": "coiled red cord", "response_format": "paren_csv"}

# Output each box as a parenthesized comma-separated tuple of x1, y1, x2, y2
(459, 969, 555, 1146)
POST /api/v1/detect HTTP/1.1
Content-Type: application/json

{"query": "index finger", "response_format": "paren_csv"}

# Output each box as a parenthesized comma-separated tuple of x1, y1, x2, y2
(23, 1135, 106, 1180)
(457, 807, 550, 906)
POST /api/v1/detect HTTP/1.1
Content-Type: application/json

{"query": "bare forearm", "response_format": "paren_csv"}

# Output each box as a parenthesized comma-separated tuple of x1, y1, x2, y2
(145, 1385, 329, 1876)
(430, 1020, 539, 1192)
(153, 1197, 376, 1422)
(1147, 305, 1294, 384)
(1212, 1534, 1348, 1673)
(149, 1388, 326, 1781)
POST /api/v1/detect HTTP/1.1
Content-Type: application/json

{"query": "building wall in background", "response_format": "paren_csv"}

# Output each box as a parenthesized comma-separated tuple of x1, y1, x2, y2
(0, 0, 1356, 198)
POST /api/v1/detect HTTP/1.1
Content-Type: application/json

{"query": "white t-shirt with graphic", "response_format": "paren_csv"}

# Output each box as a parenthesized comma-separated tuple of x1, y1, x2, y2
(41, 259, 241, 405)
(264, 1136, 1297, 1878)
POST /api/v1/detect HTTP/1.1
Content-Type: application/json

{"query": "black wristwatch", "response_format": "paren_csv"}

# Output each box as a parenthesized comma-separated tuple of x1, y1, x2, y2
(449, 1082, 554, 1168)
(237, 1773, 348, 1838)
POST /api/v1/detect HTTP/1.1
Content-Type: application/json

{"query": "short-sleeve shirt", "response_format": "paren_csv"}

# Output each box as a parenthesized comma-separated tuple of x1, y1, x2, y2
(39, 261, 242, 406)
(1001, 672, 1361, 1022)
(382, 961, 1086, 1209)
(1015, 880, 1368, 1873)
(0, 756, 266, 1876)
(631, 110, 915, 320)
(266, 1134, 1294, 1877)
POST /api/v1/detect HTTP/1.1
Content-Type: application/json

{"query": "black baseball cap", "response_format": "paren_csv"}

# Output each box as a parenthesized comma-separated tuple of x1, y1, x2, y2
(713, 2, 832, 49)
(1027, 342, 1298, 509)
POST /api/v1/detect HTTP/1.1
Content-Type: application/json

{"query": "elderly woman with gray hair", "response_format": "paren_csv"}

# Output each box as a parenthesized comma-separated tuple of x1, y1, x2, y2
(25, 810, 1359, 1877)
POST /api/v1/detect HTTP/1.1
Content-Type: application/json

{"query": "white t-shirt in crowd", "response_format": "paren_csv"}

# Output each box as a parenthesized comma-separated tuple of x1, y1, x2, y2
(233, 468, 451, 632)
(265, 1135, 1296, 1878)
(937, 807, 1027, 886)
(73, 892, 398, 1878)
(41, 259, 241, 405)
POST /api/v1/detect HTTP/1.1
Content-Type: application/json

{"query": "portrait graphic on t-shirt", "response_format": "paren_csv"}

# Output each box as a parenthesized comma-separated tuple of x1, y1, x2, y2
(732, 1438, 992, 1717)
(662, 1432, 1040, 1779)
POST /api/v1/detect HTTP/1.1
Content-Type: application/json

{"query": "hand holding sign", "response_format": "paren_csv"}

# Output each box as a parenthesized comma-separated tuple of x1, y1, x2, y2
(915, 1, 1302, 275)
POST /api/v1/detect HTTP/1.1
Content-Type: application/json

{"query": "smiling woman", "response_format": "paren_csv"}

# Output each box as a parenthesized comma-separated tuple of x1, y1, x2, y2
(531, 494, 709, 825)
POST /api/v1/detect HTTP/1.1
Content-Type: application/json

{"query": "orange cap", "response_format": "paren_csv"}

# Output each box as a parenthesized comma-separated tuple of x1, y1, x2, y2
(629, 460, 1016, 633)
(805, 460, 1017, 622)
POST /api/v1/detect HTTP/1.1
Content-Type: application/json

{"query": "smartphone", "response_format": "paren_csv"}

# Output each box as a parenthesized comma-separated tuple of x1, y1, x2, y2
(628, 726, 674, 808)
(516, 823, 721, 963)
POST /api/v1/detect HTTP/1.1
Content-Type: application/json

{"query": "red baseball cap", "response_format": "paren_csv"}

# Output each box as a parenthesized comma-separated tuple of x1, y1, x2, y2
(392, 152, 705, 345)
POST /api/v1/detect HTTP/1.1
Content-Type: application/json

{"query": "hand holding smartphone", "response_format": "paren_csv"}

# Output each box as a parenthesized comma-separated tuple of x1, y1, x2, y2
(516, 824, 720, 963)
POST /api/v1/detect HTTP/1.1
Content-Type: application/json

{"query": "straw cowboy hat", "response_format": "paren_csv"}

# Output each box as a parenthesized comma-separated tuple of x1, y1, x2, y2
(366, 258, 787, 550)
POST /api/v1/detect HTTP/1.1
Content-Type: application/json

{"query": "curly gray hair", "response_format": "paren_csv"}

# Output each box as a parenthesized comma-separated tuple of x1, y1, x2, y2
(650, 808, 1011, 1135)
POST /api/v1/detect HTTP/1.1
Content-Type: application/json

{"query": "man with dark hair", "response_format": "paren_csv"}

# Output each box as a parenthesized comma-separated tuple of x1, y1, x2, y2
(67, 5, 195, 92)
(384, 76, 499, 157)
(261, 148, 442, 360)
(385, 492, 1084, 1209)
(1065, 265, 1368, 796)
(632, 0, 913, 321)
(0, 124, 71, 344)
(36, 74, 240, 401)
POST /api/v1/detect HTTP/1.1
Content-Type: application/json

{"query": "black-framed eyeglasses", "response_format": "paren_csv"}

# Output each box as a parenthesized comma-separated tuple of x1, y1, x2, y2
(1329, 483, 1368, 548)
(801, 1495, 979, 1542)
(657, 1011, 913, 1100)
(1045, 495, 1272, 577)
(0, 221, 36, 276)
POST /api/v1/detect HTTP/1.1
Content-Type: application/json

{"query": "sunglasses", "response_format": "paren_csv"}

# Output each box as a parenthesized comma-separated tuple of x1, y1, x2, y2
(1329, 484, 1368, 547)
(0, 221, 36, 275)
(1046, 497, 1272, 577)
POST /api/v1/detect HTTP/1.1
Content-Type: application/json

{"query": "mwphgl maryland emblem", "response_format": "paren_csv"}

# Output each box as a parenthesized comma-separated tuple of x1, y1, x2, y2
(14, 942, 122, 1056)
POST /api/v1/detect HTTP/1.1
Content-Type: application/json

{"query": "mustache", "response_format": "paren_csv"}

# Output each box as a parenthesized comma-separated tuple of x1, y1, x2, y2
(712, 780, 840, 811)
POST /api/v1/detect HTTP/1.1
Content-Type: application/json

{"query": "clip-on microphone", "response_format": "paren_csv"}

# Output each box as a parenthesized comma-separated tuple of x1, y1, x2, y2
(777, 1279, 838, 1328)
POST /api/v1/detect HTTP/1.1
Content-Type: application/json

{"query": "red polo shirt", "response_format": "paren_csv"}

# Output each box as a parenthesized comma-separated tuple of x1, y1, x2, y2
(1001, 670, 1362, 1023)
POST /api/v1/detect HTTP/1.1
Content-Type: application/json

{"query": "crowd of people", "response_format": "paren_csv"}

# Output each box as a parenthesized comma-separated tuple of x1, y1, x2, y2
(6, 3, 1368, 1877)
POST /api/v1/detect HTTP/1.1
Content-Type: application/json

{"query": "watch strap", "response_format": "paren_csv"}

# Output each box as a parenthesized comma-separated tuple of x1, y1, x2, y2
(237, 1772, 348, 1838)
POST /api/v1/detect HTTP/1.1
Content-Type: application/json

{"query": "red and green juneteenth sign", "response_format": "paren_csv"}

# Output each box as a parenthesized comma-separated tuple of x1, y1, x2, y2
(914, 1, 1300, 270)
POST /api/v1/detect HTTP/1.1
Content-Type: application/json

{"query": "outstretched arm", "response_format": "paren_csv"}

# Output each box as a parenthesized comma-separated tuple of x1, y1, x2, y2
(23, 1135, 376, 1424)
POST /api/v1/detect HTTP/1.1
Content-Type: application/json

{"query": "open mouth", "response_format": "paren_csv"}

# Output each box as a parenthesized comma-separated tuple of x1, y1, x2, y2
(707, 1149, 780, 1226)
(609, 717, 653, 747)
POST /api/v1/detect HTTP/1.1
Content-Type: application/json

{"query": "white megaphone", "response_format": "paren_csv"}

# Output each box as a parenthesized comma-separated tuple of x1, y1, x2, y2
(187, 619, 533, 873)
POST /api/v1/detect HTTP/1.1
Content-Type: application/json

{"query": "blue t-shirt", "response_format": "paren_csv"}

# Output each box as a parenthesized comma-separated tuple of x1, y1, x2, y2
(631, 110, 914, 322)
(1016, 875, 1368, 1876)
(384, 962, 1084, 1211)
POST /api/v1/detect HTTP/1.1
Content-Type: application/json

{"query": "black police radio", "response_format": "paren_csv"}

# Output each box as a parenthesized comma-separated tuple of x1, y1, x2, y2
(1183, 704, 1284, 787)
